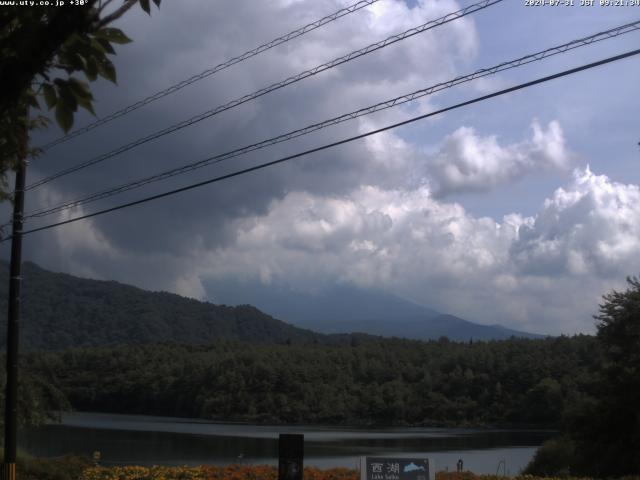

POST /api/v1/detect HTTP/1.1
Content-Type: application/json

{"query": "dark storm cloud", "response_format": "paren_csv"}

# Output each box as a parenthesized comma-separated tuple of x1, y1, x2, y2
(7, 0, 638, 335)
(23, 0, 474, 255)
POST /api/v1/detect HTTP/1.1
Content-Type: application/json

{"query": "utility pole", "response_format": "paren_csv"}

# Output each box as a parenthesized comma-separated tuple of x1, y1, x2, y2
(2, 153, 27, 480)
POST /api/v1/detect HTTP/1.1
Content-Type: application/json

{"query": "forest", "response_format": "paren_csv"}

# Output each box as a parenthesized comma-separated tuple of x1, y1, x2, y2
(0, 274, 638, 476)
(12, 335, 598, 427)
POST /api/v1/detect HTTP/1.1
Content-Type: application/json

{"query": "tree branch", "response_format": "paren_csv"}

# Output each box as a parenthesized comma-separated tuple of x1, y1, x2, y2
(97, 0, 138, 28)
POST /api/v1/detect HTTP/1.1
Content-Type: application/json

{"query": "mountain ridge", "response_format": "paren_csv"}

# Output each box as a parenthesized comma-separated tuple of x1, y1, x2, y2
(0, 260, 543, 350)
(0, 260, 336, 350)
(206, 279, 544, 341)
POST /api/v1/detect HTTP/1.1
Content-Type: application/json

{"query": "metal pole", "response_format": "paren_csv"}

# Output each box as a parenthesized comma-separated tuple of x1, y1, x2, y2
(2, 158, 27, 480)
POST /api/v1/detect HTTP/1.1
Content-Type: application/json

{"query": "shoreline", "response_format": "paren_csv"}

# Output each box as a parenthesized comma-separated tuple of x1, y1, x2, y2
(52, 410, 560, 432)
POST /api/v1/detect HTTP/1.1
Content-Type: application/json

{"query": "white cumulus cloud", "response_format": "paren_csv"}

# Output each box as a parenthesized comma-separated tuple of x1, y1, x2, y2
(511, 166, 640, 277)
(427, 120, 572, 196)
(198, 167, 640, 335)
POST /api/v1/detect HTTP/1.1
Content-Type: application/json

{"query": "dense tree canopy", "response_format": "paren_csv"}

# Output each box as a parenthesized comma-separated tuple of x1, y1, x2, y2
(0, 0, 160, 206)
(21, 335, 599, 428)
(526, 276, 640, 477)
(0, 1, 161, 428)
(0, 366, 69, 431)
(573, 276, 640, 476)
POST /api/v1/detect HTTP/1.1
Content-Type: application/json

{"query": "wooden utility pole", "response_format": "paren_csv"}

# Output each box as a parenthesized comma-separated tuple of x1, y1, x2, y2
(2, 157, 27, 480)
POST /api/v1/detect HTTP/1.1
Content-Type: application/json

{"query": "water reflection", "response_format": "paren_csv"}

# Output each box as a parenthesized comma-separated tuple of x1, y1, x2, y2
(19, 413, 552, 474)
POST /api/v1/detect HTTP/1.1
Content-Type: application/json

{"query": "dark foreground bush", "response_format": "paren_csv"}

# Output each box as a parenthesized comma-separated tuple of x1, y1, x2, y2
(523, 436, 576, 477)
(12, 454, 92, 480)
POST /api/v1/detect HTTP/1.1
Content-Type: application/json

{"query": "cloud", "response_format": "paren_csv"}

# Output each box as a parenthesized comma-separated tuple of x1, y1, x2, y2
(426, 120, 572, 196)
(357, 119, 573, 196)
(22, 0, 479, 258)
(201, 185, 516, 305)
(198, 167, 640, 335)
(511, 166, 640, 277)
(5, 0, 637, 338)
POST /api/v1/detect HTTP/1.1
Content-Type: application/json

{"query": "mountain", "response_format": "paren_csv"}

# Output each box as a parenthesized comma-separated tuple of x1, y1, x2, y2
(0, 261, 542, 350)
(206, 280, 544, 341)
(0, 261, 336, 350)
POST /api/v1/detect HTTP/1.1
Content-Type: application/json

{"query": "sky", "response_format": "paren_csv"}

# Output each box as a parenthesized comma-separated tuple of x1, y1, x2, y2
(2, 0, 640, 336)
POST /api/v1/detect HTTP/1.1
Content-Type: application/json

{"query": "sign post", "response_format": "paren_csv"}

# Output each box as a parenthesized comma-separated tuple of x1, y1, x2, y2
(360, 457, 435, 480)
(278, 434, 304, 480)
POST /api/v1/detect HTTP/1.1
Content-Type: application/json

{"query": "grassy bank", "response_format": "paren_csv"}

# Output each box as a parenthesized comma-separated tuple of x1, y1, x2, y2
(77, 466, 640, 480)
(7, 456, 640, 480)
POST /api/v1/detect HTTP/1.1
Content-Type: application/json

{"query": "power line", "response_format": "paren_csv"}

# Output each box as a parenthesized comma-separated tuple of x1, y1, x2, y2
(22, 19, 640, 221)
(35, 0, 382, 152)
(24, 0, 503, 192)
(6, 47, 638, 242)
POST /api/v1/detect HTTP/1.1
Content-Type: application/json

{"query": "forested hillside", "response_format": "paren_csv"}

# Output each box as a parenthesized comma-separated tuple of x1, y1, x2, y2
(0, 261, 332, 349)
(21, 335, 599, 427)
(0, 261, 541, 350)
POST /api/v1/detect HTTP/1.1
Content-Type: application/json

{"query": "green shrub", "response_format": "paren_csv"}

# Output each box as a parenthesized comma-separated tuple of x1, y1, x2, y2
(11, 454, 91, 480)
(523, 436, 576, 477)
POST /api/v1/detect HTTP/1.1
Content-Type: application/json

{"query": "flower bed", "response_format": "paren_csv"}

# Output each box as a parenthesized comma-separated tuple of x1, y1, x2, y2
(78, 465, 640, 480)
(79, 464, 359, 480)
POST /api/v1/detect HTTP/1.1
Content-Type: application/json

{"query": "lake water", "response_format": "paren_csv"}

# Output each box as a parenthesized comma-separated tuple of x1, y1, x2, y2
(19, 412, 552, 475)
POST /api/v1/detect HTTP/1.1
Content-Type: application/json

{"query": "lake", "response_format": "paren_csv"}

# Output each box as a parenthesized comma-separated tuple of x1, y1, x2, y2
(19, 412, 552, 475)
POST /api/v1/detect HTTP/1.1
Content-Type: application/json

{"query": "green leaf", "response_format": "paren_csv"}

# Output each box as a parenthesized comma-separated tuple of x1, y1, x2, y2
(66, 78, 95, 115)
(140, 0, 150, 14)
(30, 115, 51, 132)
(93, 27, 132, 45)
(67, 77, 92, 100)
(43, 83, 57, 109)
(76, 95, 96, 116)
(97, 59, 117, 84)
(89, 37, 114, 56)
(56, 82, 78, 113)
(85, 57, 98, 81)
(58, 50, 86, 71)
(95, 38, 116, 55)
(88, 38, 106, 54)
(64, 33, 86, 49)
(55, 102, 73, 133)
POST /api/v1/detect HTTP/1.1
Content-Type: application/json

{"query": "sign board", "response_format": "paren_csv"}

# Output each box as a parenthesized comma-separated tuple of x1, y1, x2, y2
(278, 433, 304, 480)
(360, 457, 435, 480)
